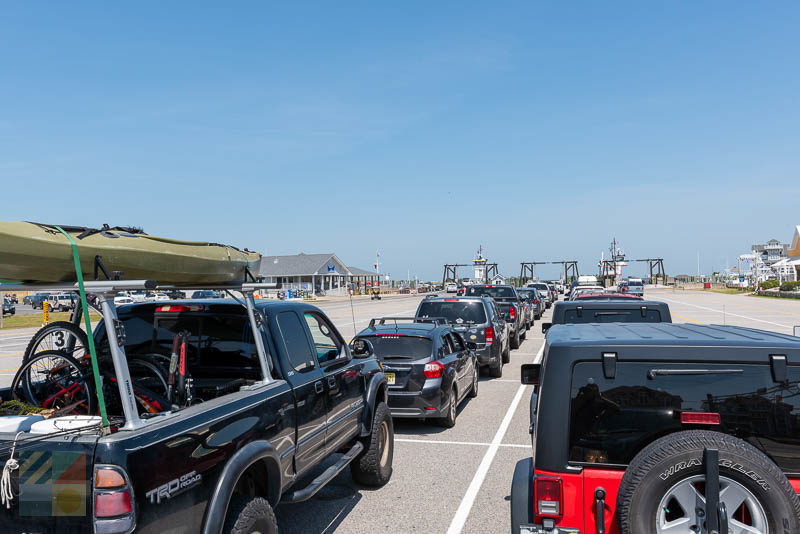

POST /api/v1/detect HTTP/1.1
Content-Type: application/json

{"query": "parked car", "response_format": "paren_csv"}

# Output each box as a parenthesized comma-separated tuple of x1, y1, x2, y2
(5, 293, 18, 304)
(517, 288, 545, 320)
(464, 285, 527, 349)
(546, 283, 558, 303)
(164, 289, 186, 300)
(511, 323, 800, 534)
(446, 282, 458, 293)
(625, 277, 645, 297)
(47, 292, 75, 312)
(573, 292, 643, 301)
(567, 285, 605, 301)
(2, 297, 14, 316)
(191, 289, 223, 299)
(113, 292, 134, 306)
(150, 292, 170, 302)
(28, 292, 50, 309)
(513, 288, 537, 326)
(0, 297, 394, 533)
(416, 295, 510, 377)
(128, 290, 150, 303)
(355, 317, 478, 426)
(527, 282, 553, 309)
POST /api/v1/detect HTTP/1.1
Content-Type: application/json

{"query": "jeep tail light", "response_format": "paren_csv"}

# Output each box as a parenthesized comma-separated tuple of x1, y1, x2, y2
(680, 412, 721, 425)
(484, 326, 495, 344)
(534, 476, 563, 518)
(509, 306, 516, 320)
(423, 361, 444, 378)
(94, 465, 135, 531)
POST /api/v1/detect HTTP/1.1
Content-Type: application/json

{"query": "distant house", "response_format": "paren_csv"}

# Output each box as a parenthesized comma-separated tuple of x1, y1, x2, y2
(258, 253, 383, 295)
(491, 274, 506, 285)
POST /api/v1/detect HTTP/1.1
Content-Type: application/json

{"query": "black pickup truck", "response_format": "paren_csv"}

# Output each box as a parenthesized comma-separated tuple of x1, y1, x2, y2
(465, 284, 527, 349)
(0, 294, 393, 534)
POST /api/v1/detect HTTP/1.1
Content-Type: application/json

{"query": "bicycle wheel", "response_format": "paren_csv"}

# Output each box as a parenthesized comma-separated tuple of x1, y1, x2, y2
(128, 355, 169, 399)
(23, 322, 89, 364)
(13, 350, 95, 415)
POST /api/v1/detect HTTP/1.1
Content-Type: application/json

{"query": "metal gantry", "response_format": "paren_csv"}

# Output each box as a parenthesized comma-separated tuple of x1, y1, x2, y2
(443, 263, 500, 284)
(635, 258, 667, 285)
(519, 262, 548, 285)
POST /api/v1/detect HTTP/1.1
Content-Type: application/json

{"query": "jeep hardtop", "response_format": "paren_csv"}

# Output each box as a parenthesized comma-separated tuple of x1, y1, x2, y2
(512, 322, 800, 534)
(542, 299, 672, 333)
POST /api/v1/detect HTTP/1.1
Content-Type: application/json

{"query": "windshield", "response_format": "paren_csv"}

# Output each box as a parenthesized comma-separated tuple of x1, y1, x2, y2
(516, 289, 536, 300)
(417, 301, 487, 324)
(359, 335, 433, 361)
(465, 286, 516, 299)
(628, 280, 643, 286)
(529, 284, 549, 291)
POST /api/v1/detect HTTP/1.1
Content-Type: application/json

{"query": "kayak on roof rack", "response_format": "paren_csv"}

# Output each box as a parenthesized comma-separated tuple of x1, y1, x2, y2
(0, 221, 262, 284)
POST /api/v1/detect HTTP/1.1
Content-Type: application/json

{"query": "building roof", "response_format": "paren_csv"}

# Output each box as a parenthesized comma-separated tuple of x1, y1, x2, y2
(258, 253, 350, 276)
(348, 265, 383, 276)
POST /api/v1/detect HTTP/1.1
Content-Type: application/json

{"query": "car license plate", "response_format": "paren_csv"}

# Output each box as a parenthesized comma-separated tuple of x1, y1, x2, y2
(385, 372, 395, 385)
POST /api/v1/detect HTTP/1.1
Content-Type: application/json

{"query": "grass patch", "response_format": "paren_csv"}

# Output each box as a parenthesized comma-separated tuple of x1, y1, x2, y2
(0, 311, 100, 330)
(687, 288, 752, 295)
(748, 292, 800, 300)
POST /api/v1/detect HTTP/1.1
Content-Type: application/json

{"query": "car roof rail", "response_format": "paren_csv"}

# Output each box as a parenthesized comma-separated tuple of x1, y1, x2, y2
(368, 316, 446, 327)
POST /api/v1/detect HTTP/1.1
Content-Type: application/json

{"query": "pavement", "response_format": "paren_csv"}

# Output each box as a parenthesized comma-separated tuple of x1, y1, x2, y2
(0, 288, 798, 533)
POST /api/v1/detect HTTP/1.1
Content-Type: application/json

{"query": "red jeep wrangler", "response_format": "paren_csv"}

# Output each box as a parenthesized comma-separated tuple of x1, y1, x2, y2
(511, 322, 800, 534)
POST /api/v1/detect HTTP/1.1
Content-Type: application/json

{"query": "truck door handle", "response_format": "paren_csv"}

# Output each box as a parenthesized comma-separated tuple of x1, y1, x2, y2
(327, 376, 337, 388)
(315, 381, 324, 394)
(594, 487, 606, 534)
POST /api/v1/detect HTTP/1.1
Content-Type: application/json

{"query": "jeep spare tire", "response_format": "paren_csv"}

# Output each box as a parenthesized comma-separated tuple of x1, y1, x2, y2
(617, 430, 800, 534)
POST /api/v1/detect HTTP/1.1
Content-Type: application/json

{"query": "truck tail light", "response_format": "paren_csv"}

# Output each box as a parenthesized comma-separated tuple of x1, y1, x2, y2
(509, 306, 516, 320)
(156, 304, 204, 313)
(423, 361, 444, 378)
(484, 326, 495, 344)
(534, 476, 563, 519)
(680, 412, 721, 425)
(94, 465, 135, 532)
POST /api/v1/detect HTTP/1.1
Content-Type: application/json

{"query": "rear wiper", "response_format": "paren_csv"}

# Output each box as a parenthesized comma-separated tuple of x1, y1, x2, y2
(648, 368, 743, 379)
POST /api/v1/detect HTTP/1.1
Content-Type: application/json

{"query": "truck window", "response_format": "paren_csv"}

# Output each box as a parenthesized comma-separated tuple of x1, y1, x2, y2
(568, 362, 800, 471)
(275, 311, 316, 372)
(417, 301, 487, 324)
(303, 312, 343, 365)
(562, 309, 662, 323)
(465, 286, 516, 299)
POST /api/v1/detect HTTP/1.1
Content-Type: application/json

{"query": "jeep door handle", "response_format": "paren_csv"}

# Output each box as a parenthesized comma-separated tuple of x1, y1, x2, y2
(315, 381, 324, 394)
(327, 376, 337, 388)
(594, 487, 606, 534)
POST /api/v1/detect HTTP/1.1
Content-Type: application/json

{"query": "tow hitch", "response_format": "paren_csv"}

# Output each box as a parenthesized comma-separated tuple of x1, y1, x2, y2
(703, 447, 728, 534)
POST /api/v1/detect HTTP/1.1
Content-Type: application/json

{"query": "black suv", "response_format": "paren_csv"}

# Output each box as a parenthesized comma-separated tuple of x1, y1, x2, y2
(511, 323, 800, 534)
(355, 317, 478, 427)
(415, 296, 510, 377)
(542, 299, 672, 333)
(464, 285, 527, 350)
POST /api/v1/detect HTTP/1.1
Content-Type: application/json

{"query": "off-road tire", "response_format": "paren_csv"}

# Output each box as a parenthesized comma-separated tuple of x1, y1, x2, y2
(502, 344, 510, 365)
(437, 386, 458, 428)
(489, 356, 503, 377)
(617, 430, 800, 534)
(510, 329, 521, 350)
(520, 326, 527, 341)
(223, 496, 278, 534)
(467, 367, 478, 398)
(351, 401, 393, 487)
(24, 321, 89, 364)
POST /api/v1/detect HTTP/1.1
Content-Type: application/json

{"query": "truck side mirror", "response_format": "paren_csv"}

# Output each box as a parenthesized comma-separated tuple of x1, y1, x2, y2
(541, 322, 552, 334)
(350, 338, 375, 358)
(521, 364, 541, 385)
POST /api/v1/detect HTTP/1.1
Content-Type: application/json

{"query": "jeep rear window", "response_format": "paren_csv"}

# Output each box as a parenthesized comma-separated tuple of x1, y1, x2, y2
(568, 362, 800, 472)
(417, 301, 487, 324)
(465, 286, 515, 299)
(358, 335, 433, 361)
(562, 309, 662, 323)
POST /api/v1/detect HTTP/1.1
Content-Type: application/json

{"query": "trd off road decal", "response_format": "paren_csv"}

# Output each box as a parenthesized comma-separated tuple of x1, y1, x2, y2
(146, 471, 203, 504)
(659, 458, 770, 490)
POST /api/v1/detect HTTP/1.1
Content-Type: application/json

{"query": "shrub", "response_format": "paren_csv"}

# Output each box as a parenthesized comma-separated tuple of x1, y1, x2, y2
(779, 281, 800, 292)
(760, 280, 780, 290)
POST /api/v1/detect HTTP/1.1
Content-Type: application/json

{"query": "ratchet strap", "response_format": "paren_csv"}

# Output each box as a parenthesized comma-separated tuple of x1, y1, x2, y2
(54, 226, 109, 429)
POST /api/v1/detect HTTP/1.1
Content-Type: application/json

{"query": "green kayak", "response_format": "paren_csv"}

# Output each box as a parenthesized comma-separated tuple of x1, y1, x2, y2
(0, 222, 262, 285)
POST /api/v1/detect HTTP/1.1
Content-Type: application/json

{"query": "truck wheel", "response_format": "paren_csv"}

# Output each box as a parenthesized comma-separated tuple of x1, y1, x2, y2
(351, 401, 393, 487)
(510, 458, 533, 533)
(502, 344, 510, 364)
(510, 329, 520, 350)
(437, 386, 458, 428)
(223, 496, 278, 534)
(519, 326, 527, 341)
(616, 430, 800, 534)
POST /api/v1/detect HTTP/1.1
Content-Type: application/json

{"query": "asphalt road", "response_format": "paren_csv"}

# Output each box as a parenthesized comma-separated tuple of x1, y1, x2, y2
(0, 289, 798, 533)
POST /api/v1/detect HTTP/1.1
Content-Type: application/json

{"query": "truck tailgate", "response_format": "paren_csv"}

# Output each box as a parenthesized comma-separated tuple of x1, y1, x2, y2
(0, 433, 98, 533)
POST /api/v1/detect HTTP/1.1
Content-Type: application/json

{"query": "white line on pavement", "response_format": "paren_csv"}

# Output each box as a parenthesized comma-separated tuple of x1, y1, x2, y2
(658, 296, 792, 329)
(395, 438, 528, 448)
(445, 342, 544, 534)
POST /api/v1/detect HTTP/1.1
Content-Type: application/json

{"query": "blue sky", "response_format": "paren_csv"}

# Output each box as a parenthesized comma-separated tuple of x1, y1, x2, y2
(2, 2, 799, 280)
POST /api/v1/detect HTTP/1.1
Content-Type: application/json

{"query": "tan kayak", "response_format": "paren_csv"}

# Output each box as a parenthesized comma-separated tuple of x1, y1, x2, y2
(0, 222, 262, 284)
